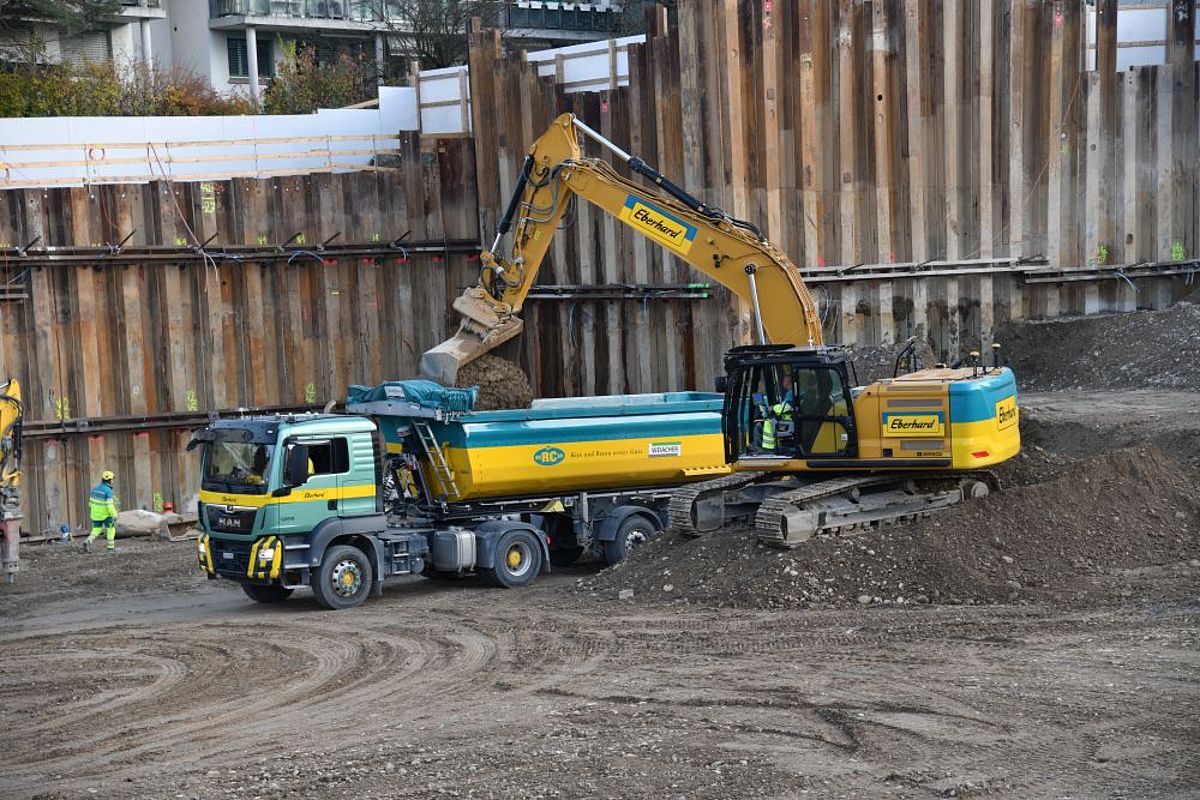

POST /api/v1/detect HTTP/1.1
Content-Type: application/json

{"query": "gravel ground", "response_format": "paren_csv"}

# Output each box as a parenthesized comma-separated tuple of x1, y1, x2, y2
(1, 390, 1198, 800)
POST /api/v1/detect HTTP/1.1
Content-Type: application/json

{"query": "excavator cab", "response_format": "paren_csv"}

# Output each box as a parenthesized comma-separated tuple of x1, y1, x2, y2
(723, 346, 857, 464)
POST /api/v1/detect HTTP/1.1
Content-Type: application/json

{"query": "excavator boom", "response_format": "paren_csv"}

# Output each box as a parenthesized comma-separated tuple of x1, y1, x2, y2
(420, 113, 823, 385)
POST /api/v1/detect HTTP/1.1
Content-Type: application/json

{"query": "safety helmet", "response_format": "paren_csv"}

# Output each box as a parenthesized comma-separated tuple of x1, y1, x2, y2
(101, 470, 115, 481)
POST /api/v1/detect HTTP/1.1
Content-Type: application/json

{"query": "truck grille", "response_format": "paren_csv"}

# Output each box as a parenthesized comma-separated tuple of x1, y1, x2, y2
(205, 505, 258, 534)
(210, 539, 251, 576)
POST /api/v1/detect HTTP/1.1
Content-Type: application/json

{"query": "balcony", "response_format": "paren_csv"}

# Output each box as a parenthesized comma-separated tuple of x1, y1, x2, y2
(118, 0, 166, 18)
(209, 0, 394, 24)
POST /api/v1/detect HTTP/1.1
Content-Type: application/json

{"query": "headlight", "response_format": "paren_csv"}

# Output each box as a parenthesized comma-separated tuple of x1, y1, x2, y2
(258, 548, 275, 563)
(197, 540, 206, 555)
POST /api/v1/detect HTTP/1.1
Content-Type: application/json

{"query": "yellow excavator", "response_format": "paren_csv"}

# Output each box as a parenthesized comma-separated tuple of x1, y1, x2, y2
(1, 378, 22, 582)
(422, 114, 1020, 545)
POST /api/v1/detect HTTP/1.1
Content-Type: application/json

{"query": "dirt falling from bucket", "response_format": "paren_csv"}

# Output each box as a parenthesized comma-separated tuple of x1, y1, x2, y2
(455, 354, 534, 410)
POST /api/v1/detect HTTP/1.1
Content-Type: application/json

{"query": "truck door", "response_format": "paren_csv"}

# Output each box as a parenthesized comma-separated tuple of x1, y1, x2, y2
(274, 437, 344, 537)
(336, 431, 379, 517)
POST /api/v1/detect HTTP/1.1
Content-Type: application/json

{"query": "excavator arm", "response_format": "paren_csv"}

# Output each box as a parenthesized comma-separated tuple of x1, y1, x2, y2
(420, 113, 823, 385)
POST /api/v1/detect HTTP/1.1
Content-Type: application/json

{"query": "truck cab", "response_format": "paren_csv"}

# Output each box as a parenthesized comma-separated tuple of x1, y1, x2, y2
(191, 414, 551, 609)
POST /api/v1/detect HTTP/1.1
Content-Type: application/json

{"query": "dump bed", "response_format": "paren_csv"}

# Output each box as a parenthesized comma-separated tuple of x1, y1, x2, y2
(347, 387, 731, 501)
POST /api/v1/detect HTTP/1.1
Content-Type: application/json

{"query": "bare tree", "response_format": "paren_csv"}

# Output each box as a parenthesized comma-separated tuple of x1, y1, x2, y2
(365, 0, 502, 70)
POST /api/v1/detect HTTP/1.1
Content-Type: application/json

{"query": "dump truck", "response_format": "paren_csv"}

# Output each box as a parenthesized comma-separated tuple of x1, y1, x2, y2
(191, 382, 729, 609)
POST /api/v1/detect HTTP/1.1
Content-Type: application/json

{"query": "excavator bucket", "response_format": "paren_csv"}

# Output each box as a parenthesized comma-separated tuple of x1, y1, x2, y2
(418, 289, 525, 385)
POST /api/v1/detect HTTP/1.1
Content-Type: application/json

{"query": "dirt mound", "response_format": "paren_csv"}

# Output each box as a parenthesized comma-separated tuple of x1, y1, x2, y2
(455, 354, 533, 410)
(845, 339, 939, 385)
(580, 447, 1200, 609)
(998, 297, 1200, 391)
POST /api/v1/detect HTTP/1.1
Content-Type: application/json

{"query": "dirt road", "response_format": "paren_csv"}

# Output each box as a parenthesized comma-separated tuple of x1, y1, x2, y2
(2, 392, 1198, 799)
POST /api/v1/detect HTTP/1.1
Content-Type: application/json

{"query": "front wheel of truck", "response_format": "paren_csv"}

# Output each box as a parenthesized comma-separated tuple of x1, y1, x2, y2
(484, 529, 543, 588)
(241, 583, 294, 604)
(312, 544, 374, 610)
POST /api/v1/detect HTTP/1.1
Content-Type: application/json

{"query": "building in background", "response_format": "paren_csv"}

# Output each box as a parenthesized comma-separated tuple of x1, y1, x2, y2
(0, 0, 165, 67)
(158, 0, 621, 105)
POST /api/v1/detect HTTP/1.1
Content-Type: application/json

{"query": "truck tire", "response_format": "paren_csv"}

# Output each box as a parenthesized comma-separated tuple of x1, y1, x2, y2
(602, 514, 657, 566)
(311, 544, 374, 610)
(484, 529, 543, 588)
(241, 583, 293, 604)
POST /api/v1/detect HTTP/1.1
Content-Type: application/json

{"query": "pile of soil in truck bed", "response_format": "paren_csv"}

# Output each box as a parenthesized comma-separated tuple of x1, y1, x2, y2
(455, 354, 534, 410)
(578, 447, 1200, 610)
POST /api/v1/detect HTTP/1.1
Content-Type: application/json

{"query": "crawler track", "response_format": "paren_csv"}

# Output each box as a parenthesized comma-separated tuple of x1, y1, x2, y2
(672, 470, 997, 546)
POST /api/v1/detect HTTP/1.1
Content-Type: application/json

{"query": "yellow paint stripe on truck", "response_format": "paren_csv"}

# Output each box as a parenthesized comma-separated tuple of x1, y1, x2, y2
(199, 484, 377, 509)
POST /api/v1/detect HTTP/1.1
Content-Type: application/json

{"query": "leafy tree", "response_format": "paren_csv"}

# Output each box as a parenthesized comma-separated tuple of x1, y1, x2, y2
(0, 0, 121, 35)
(0, 58, 255, 117)
(261, 46, 376, 115)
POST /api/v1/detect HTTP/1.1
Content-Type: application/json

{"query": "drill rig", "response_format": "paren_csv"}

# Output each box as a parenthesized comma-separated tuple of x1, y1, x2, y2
(422, 114, 1020, 545)
(1, 378, 23, 582)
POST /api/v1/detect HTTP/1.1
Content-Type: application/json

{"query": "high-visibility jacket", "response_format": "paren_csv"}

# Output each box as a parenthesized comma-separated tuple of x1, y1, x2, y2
(761, 418, 777, 451)
(89, 481, 116, 522)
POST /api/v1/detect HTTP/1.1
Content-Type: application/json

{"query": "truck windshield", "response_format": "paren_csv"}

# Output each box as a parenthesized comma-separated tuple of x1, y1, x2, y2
(202, 441, 274, 495)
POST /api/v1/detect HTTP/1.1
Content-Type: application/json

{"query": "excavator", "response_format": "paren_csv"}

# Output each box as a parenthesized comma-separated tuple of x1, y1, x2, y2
(421, 114, 1020, 545)
(1, 378, 22, 581)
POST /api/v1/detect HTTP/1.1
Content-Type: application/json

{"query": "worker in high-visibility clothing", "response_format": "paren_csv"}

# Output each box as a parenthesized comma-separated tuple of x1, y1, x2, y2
(761, 398, 794, 454)
(83, 470, 118, 554)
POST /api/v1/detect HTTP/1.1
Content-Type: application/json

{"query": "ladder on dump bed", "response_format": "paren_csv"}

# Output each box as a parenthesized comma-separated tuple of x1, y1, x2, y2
(412, 421, 459, 502)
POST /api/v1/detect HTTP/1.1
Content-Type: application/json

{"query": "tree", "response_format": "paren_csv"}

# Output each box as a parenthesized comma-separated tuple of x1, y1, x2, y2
(0, 0, 121, 35)
(261, 45, 376, 115)
(366, 0, 501, 70)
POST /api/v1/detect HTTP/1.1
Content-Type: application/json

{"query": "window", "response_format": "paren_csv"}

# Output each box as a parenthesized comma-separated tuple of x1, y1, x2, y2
(202, 441, 274, 495)
(302, 438, 350, 476)
(227, 34, 273, 80)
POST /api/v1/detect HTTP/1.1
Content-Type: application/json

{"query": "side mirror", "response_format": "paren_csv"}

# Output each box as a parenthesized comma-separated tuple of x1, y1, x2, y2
(283, 443, 309, 487)
(714, 375, 728, 393)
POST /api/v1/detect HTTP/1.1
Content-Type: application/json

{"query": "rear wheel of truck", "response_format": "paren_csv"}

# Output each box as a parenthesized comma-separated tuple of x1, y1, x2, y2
(241, 583, 293, 604)
(484, 530, 542, 588)
(603, 515, 657, 566)
(312, 544, 374, 610)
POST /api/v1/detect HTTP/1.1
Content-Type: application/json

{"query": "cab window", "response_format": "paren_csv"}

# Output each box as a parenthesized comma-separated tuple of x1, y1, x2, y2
(304, 438, 350, 476)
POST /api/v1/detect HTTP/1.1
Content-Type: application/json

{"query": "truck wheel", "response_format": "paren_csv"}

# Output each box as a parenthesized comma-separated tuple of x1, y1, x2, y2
(484, 529, 542, 588)
(241, 583, 293, 604)
(549, 544, 584, 567)
(312, 544, 374, 610)
(603, 515, 657, 566)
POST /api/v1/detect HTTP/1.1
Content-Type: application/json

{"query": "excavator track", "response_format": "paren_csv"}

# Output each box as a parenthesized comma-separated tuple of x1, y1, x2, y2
(669, 472, 773, 536)
(755, 471, 998, 548)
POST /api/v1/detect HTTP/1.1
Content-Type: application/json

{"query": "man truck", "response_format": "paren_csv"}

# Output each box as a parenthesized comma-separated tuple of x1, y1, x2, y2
(192, 381, 729, 609)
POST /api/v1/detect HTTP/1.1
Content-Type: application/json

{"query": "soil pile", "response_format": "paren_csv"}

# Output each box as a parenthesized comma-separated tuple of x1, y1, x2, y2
(456, 354, 534, 410)
(998, 296, 1200, 391)
(845, 339, 939, 385)
(580, 447, 1200, 609)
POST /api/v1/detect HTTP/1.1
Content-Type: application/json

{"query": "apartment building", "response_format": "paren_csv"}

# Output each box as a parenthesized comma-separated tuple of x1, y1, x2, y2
(0, 0, 164, 66)
(163, 0, 621, 104)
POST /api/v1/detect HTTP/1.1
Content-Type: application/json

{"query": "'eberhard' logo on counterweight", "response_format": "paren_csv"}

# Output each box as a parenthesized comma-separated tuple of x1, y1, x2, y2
(881, 413, 945, 438)
(619, 196, 697, 255)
